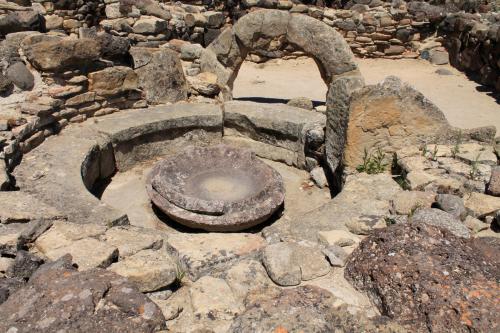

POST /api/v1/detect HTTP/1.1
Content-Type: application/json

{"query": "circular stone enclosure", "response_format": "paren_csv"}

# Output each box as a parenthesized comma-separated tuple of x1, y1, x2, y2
(147, 145, 285, 231)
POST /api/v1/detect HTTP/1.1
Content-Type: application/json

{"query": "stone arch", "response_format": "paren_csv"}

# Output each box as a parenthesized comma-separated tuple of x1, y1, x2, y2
(199, 9, 364, 100)
(200, 9, 366, 174)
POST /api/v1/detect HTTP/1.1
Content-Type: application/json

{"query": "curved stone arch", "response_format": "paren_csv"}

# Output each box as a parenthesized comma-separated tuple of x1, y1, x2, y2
(200, 9, 365, 173)
(200, 9, 364, 99)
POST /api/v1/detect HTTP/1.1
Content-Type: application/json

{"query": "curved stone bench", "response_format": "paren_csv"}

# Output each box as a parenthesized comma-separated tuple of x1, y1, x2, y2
(14, 103, 223, 226)
(224, 101, 326, 168)
(13, 101, 326, 226)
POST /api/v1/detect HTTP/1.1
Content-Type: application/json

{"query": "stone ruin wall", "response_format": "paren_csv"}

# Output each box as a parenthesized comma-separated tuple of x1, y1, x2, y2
(0, 0, 498, 189)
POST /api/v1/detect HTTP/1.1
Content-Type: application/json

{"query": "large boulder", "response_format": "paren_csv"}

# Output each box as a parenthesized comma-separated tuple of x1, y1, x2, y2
(338, 76, 451, 171)
(230, 285, 408, 332)
(0, 255, 166, 333)
(0, 10, 42, 36)
(6, 62, 34, 90)
(22, 36, 102, 72)
(131, 48, 188, 104)
(345, 223, 500, 332)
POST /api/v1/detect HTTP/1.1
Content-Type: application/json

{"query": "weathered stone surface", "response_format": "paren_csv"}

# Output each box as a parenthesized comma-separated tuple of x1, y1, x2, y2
(264, 173, 400, 242)
(187, 71, 220, 96)
(0, 10, 41, 35)
(488, 166, 500, 196)
(435, 193, 467, 220)
(231, 285, 405, 332)
(0, 255, 165, 333)
(317, 229, 361, 247)
(464, 192, 500, 218)
(342, 76, 450, 170)
(13, 125, 127, 226)
(345, 223, 500, 333)
(40, 238, 118, 270)
(165, 232, 266, 280)
(0, 191, 64, 224)
(22, 36, 102, 72)
(88, 66, 138, 96)
(6, 250, 43, 281)
(310, 166, 328, 188)
(108, 249, 176, 292)
(6, 62, 34, 90)
(103, 226, 163, 258)
(133, 48, 188, 104)
(262, 242, 330, 286)
(224, 100, 325, 168)
(464, 215, 489, 233)
(88, 103, 223, 171)
(325, 73, 365, 173)
(410, 208, 470, 238)
(287, 97, 314, 110)
(223, 260, 272, 301)
(190, 276, 243, 321)
(391, 191, 436, 215)
(133, 17, 167, 35)
(147, 145, 284, 231)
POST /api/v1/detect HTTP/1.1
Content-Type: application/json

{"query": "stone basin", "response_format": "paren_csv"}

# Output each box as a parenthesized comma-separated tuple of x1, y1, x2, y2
(146, 145, 285, 231)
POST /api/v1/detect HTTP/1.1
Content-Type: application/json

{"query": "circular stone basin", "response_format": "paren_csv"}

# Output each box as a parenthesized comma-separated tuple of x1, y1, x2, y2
(146, 145, 285, 231)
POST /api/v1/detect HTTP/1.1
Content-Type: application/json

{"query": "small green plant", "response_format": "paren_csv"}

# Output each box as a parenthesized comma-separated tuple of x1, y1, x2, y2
(430, 145, 439, 161)
(409, 204, 421, 218)
(173, 262, 186, 289)
(394, 176, 410, 190)
(385, 217, 397, 226)
(469, 153, 481, 180)
(421, 144, 428, 157)
(356, 148, 388, 174)
(451, 130, 462, 158)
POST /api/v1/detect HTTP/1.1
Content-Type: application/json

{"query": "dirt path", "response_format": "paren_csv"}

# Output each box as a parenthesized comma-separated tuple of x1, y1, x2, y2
(233, 57, 500, 132)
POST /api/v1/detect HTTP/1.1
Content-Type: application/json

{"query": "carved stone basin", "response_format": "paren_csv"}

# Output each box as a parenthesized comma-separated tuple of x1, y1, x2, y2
(146, 145, 285, 231)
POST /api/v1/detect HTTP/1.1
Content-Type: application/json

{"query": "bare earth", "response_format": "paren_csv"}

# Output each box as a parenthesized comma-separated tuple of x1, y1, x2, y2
(233, 57, 500, 132)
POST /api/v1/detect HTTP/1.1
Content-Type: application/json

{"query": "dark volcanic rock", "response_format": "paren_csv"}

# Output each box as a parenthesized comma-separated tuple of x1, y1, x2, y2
(0, 255, 166, 333)
(230, 285, 408, 332)
(6, 62, 34, 90)
(345, 223, 500, 333)
(0, 11, 41, 36)
(6, 250, 43, 281)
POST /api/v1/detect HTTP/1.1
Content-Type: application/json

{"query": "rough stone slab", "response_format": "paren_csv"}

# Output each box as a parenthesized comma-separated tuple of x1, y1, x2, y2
(108, 249, 176, 292)
(13, 125, 127, 226)
(224, 101, 325, 168)
(223, 136, 297, 166)
(264, 173, 400, 242)
(92, 103, 223, 143)
(41, 238, 118, 270)
(223, 260, 272, 302)
(165, 232, 266, 280)
(464, 192, 500, 218)
(35, 220, 107, 253)
(0, 191, 65, 224)
(262, 242, 330, 286)
(102, 225, 164, 259)
(91, 103, 223, 170)
(189, 276, 243, 321)
(410, 208, 470, 238)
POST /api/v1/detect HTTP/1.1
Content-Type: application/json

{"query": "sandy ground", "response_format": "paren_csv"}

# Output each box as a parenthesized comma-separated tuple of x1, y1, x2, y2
(233, 57, 500, 131)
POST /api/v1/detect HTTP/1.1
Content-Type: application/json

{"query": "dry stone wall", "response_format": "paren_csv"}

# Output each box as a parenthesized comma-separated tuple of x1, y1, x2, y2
(0, 0, 498, 190)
